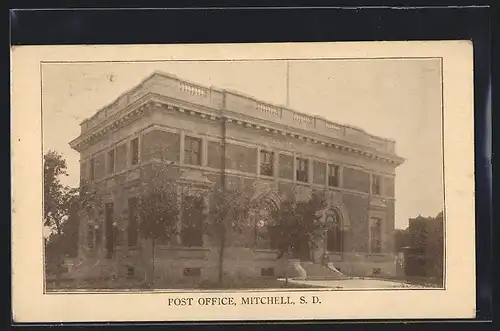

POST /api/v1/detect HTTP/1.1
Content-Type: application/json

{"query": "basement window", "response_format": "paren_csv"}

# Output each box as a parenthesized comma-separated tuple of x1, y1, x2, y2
(261, 268, 275, 277)
(183, 268, 201, 277)
(126, 266, 135, 277)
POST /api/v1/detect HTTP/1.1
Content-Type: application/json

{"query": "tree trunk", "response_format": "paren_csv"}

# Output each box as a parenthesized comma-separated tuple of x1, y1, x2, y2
(218, 227, 226, 287)
(284, 250, 289, 287)
(55, 219, 62, 236)
(151, 238, 156, 287)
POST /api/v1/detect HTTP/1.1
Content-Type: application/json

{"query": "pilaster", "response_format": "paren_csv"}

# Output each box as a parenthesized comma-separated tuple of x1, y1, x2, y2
(202, 136, 208, 167)
(256, 147, 261, 176)
(179, 131, 186, 165)
(292, 152, 297, 183)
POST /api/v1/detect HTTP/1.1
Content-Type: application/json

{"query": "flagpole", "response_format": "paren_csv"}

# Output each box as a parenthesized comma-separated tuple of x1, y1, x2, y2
(286, 61, 290, 107)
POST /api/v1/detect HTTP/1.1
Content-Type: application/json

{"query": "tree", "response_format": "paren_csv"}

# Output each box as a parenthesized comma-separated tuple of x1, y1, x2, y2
(135, 161, 180, 284)
(207, 185, 252, 286)
(44, 150, 69, 235)
(393, 228, 410, 253)
(271, 192, 327, 260)
(180, 194, 206, 247)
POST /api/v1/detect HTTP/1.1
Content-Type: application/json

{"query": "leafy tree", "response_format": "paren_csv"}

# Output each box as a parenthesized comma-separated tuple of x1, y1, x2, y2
(180, 194, 207, 247)
(135, 161, 180, 284)
(393, 228, 410, 253)
(43, 150, 69, 235)
(207, 184, 252, 286)
(271, 192, 327, 260)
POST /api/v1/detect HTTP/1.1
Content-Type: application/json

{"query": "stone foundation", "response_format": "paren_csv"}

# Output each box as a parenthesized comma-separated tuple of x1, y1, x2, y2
(72, 245, 396, 285)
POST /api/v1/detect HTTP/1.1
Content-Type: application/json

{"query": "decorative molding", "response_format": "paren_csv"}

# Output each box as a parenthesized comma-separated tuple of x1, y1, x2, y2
(293, 113, 313, 124)
(179, 81, 208, 97)
(71, 99, 404, 166)
(256, 103, 280, 117)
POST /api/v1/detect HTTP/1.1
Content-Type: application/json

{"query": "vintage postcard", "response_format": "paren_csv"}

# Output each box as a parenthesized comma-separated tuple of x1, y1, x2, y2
(11, 41, 475, 322)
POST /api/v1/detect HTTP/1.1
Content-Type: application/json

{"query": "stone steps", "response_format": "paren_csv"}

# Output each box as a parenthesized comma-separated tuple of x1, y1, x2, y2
(299, 262, 349, 280)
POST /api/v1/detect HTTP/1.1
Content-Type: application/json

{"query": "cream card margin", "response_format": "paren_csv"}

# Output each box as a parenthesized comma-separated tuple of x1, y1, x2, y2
(11, 41, 476, 322)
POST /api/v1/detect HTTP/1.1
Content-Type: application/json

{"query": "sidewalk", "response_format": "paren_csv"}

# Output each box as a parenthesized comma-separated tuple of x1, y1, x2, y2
(279, 277, 426, 289)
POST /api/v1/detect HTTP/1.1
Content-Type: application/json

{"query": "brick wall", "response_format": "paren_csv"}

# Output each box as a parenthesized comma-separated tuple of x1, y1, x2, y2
(115, 143, 127, 172)
(141, 130, 180, 163)
(207, 140, 223, 169)
(80, 160, 88, 181)
(384, 176, 395, 197)
(140, 162, 180, 183)
(313, 160, 326, 185)
(343, 167, 370, 193)
(225, 143, 257, 173)
(342, 193, 369, 252)
(94, 153, 106, 180)
(384, 200, 395, 253)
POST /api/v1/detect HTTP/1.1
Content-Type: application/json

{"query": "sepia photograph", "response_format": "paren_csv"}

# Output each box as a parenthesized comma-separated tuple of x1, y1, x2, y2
(11, 42, 475, 322)
(42, 59, 444, 292)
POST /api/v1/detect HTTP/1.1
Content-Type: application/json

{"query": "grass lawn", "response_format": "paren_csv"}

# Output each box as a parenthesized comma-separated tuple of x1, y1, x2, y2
(45, 276, 323, 291)
(372, 275, 443, 288)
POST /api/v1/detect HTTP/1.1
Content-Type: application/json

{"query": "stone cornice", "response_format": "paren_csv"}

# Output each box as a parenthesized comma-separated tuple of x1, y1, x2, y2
(74, 71, 401, 154)
(70, 97, 405, 166)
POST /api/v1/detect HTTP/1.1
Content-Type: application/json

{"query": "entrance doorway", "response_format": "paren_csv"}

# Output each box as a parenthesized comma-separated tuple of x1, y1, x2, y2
(325, 210, 343, 253)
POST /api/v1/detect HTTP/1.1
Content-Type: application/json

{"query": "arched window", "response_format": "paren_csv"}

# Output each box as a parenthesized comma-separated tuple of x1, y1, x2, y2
(326, 210, 343, 253)
(253, 198, 279, 249)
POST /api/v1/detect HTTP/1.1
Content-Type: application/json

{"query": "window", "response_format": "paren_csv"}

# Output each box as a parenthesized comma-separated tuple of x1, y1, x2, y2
(225, 143, 258, 173)
(278, 154, 294, 179)
(296, 157, 308, 182)
(369, 217, 382, 253)
(260, 150, 274, 176)
(371, 174, 382, 195)
(261, 268, 275, 277)
(127, 197, 139, 247)
(130, 138, 139, 166)
(107, 149, 115, 174)
(313, 161, 326, 185)
(184, 136, 202, 165)
(328, 164, 340, 187)
(126, 266, 135, 277)
(90, 157, 95, 181)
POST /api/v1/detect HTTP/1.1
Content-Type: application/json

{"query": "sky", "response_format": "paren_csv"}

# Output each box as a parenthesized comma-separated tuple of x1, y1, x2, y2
(42, 59, 443, 229)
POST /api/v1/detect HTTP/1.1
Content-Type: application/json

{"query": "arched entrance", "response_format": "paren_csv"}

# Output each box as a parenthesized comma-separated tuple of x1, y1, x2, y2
(325, 209, 343, 253)
(250, 189, 281, 249)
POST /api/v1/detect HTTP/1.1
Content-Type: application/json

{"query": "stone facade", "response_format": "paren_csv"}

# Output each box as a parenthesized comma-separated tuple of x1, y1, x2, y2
(69, 71, 405, 283)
